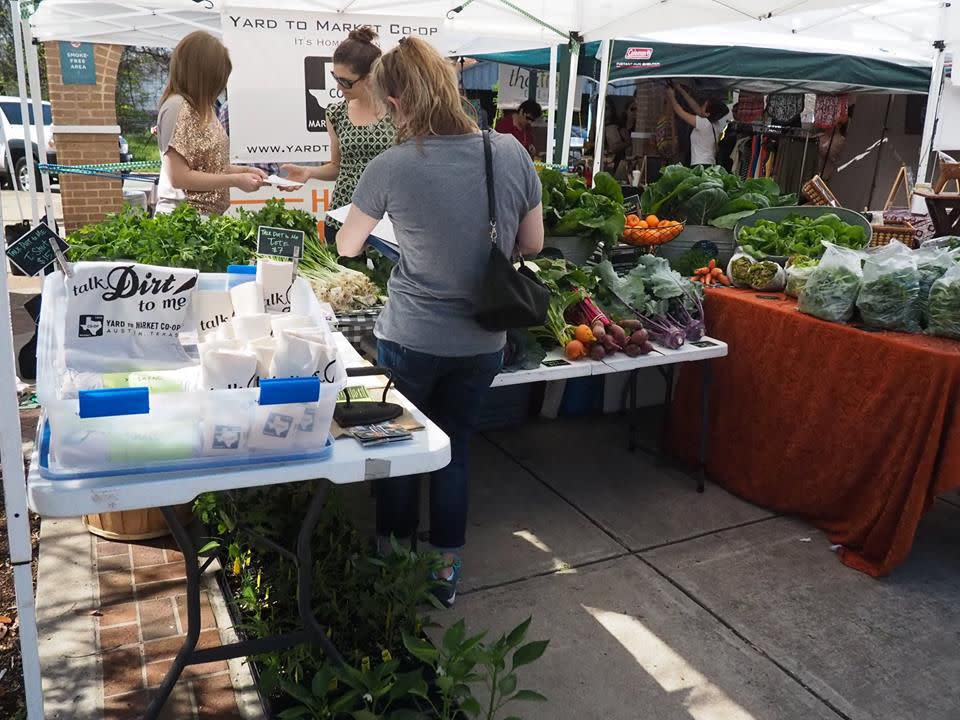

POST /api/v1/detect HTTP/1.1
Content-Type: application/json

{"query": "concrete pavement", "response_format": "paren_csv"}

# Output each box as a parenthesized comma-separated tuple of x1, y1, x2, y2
(437, 416, 960, 720)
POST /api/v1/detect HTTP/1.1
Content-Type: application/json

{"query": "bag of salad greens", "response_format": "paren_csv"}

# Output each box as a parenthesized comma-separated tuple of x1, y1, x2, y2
(856, 240, 921, 332)
(927, 263, 960, 340)
(798, 242, 862, 323)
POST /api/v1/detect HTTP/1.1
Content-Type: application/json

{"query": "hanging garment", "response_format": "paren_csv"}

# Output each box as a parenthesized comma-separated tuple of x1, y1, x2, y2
(768, 94, 805, 124)
(814, 94, 850, 129)
(735, 92, 766, 123)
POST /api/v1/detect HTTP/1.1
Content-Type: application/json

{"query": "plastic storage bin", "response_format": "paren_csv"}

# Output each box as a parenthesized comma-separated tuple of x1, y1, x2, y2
(36, 269, 345, 479)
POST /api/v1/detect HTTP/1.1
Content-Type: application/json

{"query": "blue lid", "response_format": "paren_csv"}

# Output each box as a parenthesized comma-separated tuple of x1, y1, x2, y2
(259, 377, 320, 406)
(227, 265, 257, 275)
(79, 387, 150, 419)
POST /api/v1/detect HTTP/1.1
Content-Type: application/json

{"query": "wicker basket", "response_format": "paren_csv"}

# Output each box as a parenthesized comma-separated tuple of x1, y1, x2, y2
(870, 223, 916, 248)
(83, 505, 192, 541)
(801, 175, 840, 207)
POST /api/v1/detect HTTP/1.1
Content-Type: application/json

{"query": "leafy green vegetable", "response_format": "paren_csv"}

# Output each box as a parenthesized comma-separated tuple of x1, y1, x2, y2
(857, 270, 921, 331)
(670, 247, 715, 277)
(539, 168, 625, 250)
(729, 256, 754, 287)
(915, 249, 956, 328)
(785, 262, 818, 298)
(737, 212, 868, 259)
(748, 261, 784, 291)
(798, 266, 861, 322)
(640, 164, 795, 227)
(927, 266, 960, 339)
(68, 199, 319, 273)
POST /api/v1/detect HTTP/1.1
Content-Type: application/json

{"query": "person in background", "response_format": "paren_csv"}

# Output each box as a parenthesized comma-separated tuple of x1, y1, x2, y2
(666, 83, 729, 166)
(495, 99, 542, 158)
(155, 31, 265, 215)
(281, 27, 395, 243)
(337, 37, 544, 607)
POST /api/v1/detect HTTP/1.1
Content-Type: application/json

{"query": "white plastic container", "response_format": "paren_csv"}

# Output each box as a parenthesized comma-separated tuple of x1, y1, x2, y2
(36, 270, 346, 479)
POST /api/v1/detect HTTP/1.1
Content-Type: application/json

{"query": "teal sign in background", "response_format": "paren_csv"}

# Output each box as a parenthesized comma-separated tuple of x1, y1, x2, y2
(59, 42, 96, 85)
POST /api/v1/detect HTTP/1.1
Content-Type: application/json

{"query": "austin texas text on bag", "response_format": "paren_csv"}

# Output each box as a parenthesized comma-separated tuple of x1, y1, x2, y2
(474, 131, 550, 331)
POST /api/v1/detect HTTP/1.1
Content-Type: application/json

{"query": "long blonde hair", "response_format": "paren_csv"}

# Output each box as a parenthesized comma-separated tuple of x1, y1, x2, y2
(161, 31, 231, 120)
(371, 37, 477, 142)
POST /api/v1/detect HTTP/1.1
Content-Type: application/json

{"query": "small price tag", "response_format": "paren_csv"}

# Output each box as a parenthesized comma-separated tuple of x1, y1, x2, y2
(692, 340, 717, 348)
(623, 194, 641, 216)
(256, 225, 305, 259)
(6, 221, 69, 276)
(542, 359, 571, 367)
(364, 458, 391, 481)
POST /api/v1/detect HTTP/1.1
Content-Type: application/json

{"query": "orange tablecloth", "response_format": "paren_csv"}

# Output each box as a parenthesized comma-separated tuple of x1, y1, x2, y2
(671, 288, 960, 576)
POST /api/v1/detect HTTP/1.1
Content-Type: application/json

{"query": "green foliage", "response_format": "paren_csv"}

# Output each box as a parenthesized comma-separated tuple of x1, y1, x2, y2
(193, 486, 548, 719)
(669, 247, 715, 277)
(539, 168, 625, 250)
(798, 266, 862, 323)
(738, 213, 868, 259)
(67, 199, 319, 273)
(927, 266, 960, 339)
(640, 164, 795, 227)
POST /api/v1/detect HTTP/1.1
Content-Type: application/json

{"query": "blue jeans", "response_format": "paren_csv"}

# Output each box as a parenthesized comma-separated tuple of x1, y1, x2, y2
(376, 339, 503, 551)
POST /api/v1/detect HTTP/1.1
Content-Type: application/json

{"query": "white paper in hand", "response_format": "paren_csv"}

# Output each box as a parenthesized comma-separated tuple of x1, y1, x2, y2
(264, 174, 303, 189)
(327, 204, 398, 247)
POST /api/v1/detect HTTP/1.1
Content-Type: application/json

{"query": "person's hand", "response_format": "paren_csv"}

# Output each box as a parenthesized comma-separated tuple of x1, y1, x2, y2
(666, 86, 676, 98)
(233, 172, 265, 193)
(279, 164, 311, 183)
(248, 166, 268, 180)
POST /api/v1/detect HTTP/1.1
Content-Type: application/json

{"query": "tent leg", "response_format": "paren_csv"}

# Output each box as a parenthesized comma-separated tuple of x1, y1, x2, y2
(546, 44, 559, 164)
(14, 564, 44, 720)
(918, 44, 947, 185)
(591, 40, 612, 185)
(559, 40, 581, 169)
(24, 21, 57, 230)
(10, 1, 40, 225)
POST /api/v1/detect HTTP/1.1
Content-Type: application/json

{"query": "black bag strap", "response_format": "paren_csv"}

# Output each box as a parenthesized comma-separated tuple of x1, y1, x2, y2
(482, 130, 498, 245)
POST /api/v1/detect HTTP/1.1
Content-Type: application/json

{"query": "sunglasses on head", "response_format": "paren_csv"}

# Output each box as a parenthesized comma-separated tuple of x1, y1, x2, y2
(331, 71, 363, 90)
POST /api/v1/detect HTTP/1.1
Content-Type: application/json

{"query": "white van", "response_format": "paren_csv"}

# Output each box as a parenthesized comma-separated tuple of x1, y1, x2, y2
(0, 96, 132, 191)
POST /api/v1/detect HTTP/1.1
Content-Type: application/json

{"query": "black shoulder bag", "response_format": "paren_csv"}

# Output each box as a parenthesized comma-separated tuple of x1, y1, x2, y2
(474, 131, 550, 331)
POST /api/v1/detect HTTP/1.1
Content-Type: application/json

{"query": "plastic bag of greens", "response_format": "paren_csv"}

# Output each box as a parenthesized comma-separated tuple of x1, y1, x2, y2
(726, 252, 755, 288)
(785, 257, 819, 298)
(855, 240, 921, 332)
(747, 260, 786, 292)
(914, 246, 957, 328)
(798, 242, 863, 323)
(927, 264, 960, 340)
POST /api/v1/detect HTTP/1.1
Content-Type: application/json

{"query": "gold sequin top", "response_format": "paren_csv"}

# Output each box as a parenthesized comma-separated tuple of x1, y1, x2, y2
(157, 95, 230, 216)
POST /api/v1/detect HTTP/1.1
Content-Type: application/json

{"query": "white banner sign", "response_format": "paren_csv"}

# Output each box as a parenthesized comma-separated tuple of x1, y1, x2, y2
(497, 65, 584, 112)
(223, 9, 444, 163)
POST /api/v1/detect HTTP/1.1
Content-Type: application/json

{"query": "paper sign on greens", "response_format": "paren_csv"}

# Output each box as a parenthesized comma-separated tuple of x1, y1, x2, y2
(6, 222, 69, 276)
(257, 226, 304, 260)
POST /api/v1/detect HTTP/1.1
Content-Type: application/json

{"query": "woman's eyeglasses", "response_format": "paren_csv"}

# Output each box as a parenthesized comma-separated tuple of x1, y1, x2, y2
(331, 71, 363, 90)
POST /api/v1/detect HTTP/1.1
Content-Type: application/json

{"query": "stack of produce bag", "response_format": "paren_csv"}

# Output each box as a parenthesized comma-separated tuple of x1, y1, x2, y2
(927, 264, 960, 340)
(726, 252, 786, 292)
(798, 242, 863, 323)
(856, 240, 921, 332)
(914, 245, 958, 329)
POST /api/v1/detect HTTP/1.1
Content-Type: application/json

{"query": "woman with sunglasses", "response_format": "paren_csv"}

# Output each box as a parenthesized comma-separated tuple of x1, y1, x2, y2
(280, 27, 394, 242)
(337, 37, 544, 606)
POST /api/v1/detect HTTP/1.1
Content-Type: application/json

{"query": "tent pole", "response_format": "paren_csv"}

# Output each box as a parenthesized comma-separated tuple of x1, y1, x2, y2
(917, 41, 946, 185)
(0, 112, 43, 720)
(591, 40, 611, 185)
(546, 44, 559, 164)
(24, 19, 57, 230)
(560, 39, 581, 169)
(10, 0, 40, 225)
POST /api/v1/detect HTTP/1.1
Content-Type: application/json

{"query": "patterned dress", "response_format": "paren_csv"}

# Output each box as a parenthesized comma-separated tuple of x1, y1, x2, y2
(325, 101, 395, 229)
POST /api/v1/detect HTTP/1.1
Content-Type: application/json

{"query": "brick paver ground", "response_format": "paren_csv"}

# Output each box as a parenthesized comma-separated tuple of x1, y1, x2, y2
(94, 535, 245, 720)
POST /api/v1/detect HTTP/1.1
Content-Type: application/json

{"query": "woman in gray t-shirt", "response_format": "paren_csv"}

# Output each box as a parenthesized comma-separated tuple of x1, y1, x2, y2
(338, 37, 544, 607)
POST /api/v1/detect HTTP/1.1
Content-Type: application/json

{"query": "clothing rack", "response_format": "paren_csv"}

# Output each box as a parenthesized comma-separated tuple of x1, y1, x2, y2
(727, 124, 819, 194)
(728, 120, 820, 140)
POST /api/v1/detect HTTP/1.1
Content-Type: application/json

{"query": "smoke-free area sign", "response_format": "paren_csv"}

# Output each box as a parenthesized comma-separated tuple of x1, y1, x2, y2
(59, 42, 96, 85)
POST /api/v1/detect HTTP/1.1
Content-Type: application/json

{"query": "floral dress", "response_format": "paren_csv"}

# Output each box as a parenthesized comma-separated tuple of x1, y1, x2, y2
(326, 101, 395, 229)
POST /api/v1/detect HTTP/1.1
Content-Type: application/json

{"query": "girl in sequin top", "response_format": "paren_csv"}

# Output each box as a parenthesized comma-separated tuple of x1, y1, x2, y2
(156, 31, 266, 216)
(280, 27, 395, 242)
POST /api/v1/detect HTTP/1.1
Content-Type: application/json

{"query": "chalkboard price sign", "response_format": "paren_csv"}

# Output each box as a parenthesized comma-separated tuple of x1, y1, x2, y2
(5, 222, 69, 276)
(257, 226, 304, 259)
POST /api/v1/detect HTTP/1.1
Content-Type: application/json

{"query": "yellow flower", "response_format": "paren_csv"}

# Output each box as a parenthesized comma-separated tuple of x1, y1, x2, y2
(256, 571, 261, 590)
(232, 558, 241, 575)
(361, 656, 371, 673)
(381, 649, 393, 663)
(328, 677, 338, 691)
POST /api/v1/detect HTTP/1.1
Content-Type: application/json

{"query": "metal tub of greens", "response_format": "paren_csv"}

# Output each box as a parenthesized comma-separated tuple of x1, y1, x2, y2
(734, 207, 872, 264)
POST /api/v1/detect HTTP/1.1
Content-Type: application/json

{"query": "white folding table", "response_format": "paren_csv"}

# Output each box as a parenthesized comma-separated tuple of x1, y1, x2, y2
(21, 334, 451, 720)
(491, 338, 728, 491)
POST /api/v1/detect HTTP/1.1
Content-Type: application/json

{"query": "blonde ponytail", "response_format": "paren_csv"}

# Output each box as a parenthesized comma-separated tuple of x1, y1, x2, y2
(371, 37, 477, 142)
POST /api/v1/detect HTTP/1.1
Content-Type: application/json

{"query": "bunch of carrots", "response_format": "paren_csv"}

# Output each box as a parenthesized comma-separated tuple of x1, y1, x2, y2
(692, 259, 731, 287)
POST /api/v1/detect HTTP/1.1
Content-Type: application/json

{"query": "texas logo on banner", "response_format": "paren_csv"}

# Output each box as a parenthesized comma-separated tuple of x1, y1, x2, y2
(222, 9, 446, 164)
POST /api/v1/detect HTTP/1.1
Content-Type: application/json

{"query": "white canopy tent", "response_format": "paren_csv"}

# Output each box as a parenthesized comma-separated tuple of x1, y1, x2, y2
(3, 2, 952, 718)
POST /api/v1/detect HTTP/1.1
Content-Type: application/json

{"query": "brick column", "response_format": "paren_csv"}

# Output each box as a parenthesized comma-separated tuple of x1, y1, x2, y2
(44, 43, 124, 232)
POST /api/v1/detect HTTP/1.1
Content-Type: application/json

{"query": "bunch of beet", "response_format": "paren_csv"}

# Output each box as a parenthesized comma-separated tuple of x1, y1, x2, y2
(564, 319, 655, 361)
